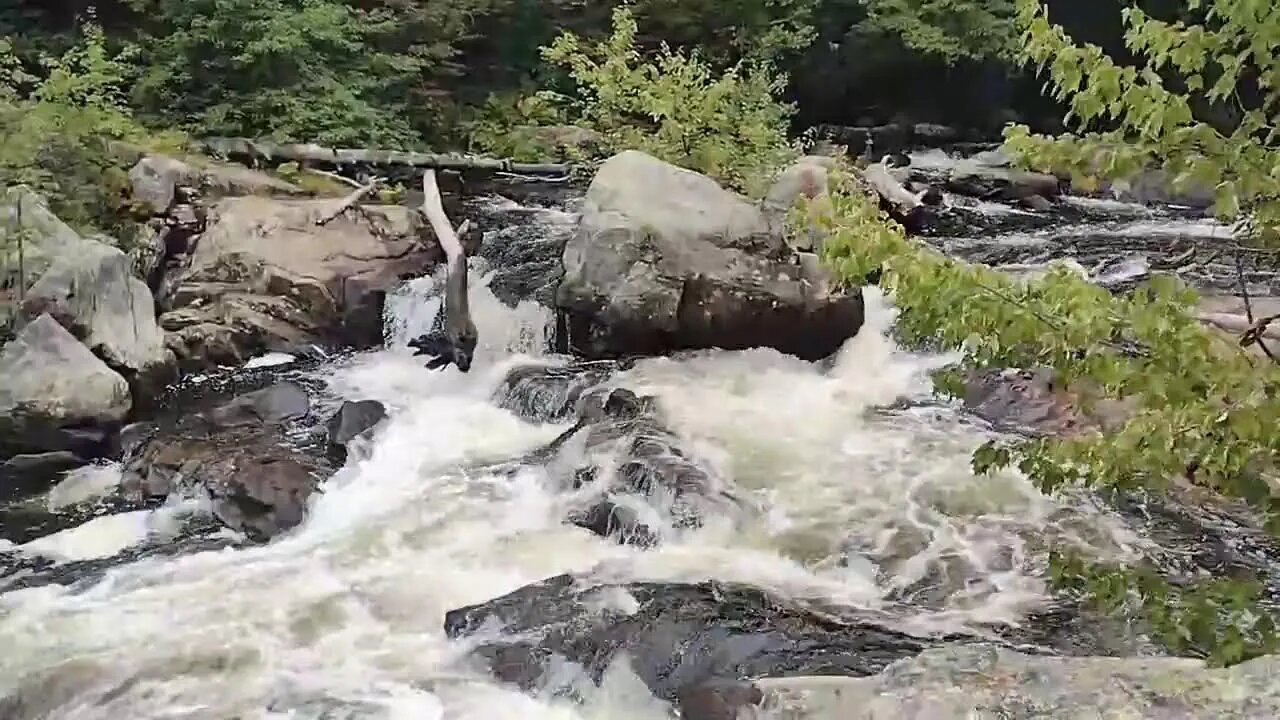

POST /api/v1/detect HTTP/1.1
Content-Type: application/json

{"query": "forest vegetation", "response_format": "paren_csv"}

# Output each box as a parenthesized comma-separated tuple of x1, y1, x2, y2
(3, 0, 1280, 667)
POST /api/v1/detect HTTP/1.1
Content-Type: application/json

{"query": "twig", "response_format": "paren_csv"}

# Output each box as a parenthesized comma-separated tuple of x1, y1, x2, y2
(1231, 249, 1278, 363)
(303, 167, 364, 189)
(315, 178, 382, 226)
(971, 278, 1149, 358)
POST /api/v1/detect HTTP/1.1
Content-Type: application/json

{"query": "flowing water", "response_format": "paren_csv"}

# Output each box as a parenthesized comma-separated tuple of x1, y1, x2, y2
(0, 179, 1270, 718)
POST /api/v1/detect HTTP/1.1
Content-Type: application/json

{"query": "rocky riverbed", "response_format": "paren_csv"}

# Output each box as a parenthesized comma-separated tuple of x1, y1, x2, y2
(1, 147, 1278, 719)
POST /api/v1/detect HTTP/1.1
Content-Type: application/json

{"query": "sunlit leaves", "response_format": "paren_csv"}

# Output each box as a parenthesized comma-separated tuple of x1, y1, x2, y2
(535, 7, 799, 196)
(1006, 0, 1280, 246)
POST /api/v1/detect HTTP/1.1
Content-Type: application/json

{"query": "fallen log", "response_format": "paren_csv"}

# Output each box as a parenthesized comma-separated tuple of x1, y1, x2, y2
(407, 170, 478, 372)
(197, 137, 570, 176)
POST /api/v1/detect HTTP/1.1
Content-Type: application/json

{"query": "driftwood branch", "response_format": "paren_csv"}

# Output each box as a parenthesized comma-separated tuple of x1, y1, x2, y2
(315, 178, 382, 226)
(1232, 250, 1278, 363)
(862, 161, 924, 218)
(406, 169, 478, 372)
(1197, 312, 1280, 341)
(198, 137, 570, 176)
(304, 167, 364, 189)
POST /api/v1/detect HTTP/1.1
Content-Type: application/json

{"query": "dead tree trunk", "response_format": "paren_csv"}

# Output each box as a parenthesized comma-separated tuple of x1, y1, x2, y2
(406, 170, 478, 372)
(198, 137, 570, 176)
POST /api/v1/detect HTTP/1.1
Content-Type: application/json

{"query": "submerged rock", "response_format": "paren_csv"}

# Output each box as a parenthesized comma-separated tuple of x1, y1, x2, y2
(556, 150, 864, 362)
(0, 314, 131, 459)
(325, 399, 387, 462)
(0, 451, 87, 504)
(120, 382, 329, 540)
(962, 367, 1133, 438)
(492, 360, 619, 422)
(743, 644, 1280, 719)
(444, 573, 939, 704)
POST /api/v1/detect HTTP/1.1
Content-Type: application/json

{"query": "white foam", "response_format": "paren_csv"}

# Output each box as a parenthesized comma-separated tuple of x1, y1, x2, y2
(0, 200, 1145, 719)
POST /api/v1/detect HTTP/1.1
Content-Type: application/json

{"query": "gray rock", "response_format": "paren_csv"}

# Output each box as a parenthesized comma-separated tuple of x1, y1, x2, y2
(556, 150, 864, 362)
(0, 451, 87, 503)
(762, 156, 836, 253)
(20, 237, 174, 395)
(162, 197, 436, 369)
(749, 644, 1280, 719)
(120, 383, 328, 540)
(0, 314, 131, 457)
(325, 399, 387, 461)
(203, 381, 311, 428)
(0, 187, 93, 327)
(128, 154, 307, 214)
(444, 573, 941, 704)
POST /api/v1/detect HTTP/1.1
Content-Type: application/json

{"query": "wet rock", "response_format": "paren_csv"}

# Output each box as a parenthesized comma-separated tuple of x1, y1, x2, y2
(325, 399, 387, 462)
(533, 384, 740, 544)
(565, 500, 658, 548)
(120, 383, 329, 540)
(556, 150, 864, 362)
(677, 680, 765, 720)
(161, 196, 437, 370)
(962, 367, 1133, 438)
(0, 451, 87, 504)
(0, 314, 131, 458)
(444, 573, 940, 703)
(204, 381, 311, 428)
(0, 515, 240, 593)
(19, 236, 175, 398)
(492, 360, 618, 422)
(750, 643, 1280, 718)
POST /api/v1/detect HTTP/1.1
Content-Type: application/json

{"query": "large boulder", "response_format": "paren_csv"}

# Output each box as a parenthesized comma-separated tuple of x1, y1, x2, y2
(556, 151, 864, 361)
(20, 237, 175, 397)
(735, 644, 1280, 719)
(0, 314, 131, 458)
(160, 197, 437, 368)
(444, 573, 942, 706)
(128, 154, 307, 214)
(119, 382, 329, 540)
(0, 187, 94, 328)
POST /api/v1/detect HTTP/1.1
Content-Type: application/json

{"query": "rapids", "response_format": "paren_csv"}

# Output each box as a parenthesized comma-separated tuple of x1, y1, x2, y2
(0, 179, 1270, 718)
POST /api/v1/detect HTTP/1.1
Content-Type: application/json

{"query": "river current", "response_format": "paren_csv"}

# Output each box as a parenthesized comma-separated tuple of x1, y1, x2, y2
(0, 177, 1259, 718)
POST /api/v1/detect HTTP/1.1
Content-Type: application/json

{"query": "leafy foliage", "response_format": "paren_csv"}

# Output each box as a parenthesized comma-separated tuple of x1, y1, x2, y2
(1002, 0, 1280, 245)
(1051, 550, 1280, 666)
(0, 20, 183, 238)
(127, 0, 423, 146)
(857, 0, 1018, 64)
(513, 6, 800, 196)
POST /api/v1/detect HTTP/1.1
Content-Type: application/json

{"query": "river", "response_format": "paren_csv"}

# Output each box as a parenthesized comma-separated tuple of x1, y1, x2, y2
(0, 169, 1273, 718)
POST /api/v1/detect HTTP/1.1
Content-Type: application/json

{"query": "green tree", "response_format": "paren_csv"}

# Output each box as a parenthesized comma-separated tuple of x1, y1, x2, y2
(485, 6, 800, 196)
(0, 20, 181, 236)
(1002, 0, 1280, 245)
(857, 0, 1018, 64)
(126, 0, 422, 146)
